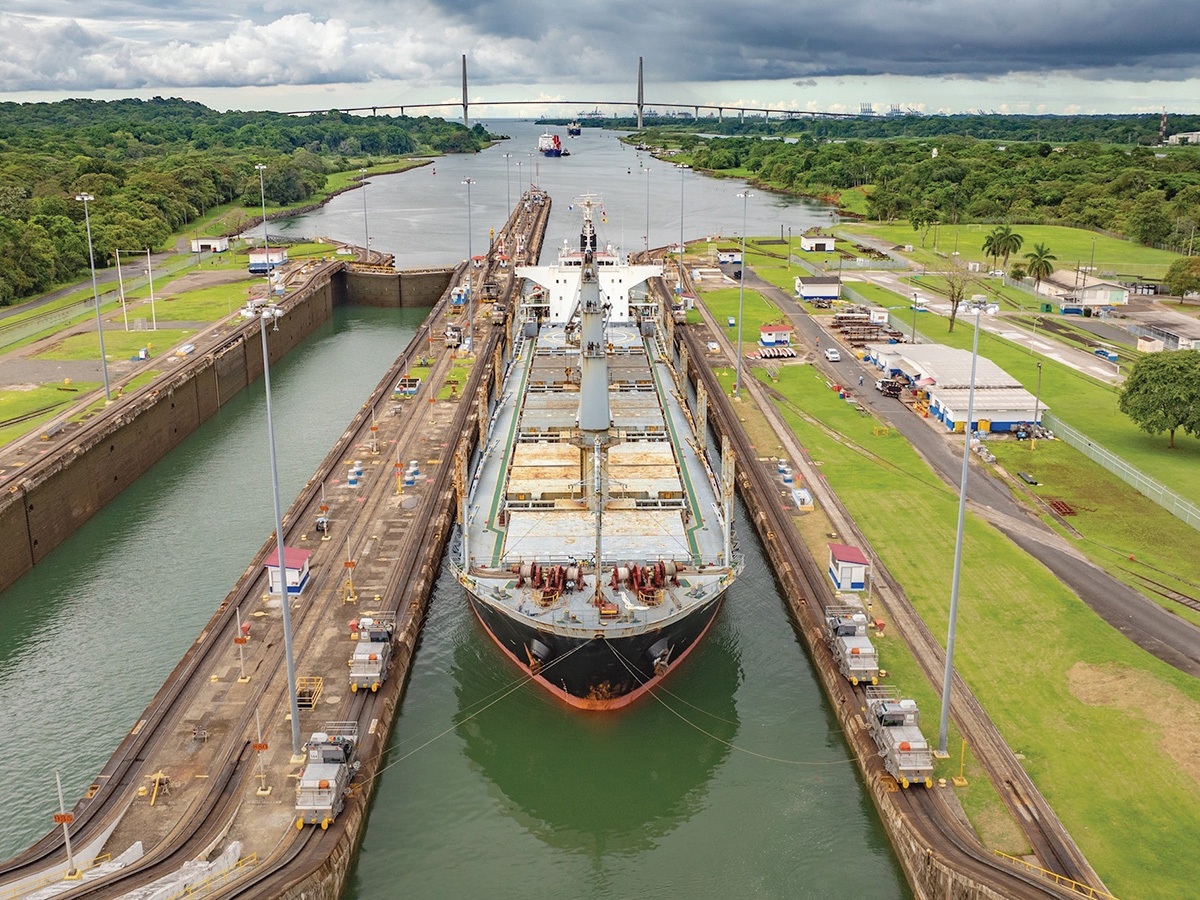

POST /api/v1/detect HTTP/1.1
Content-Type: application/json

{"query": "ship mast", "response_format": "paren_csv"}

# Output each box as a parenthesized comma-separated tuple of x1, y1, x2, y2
(575, 200, 612, 600)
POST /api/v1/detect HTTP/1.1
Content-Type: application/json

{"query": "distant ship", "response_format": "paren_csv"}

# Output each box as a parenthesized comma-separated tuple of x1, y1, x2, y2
(538, 131, 564, 157)
(567, 120, 582, 136)
(454, 196, 742, 710)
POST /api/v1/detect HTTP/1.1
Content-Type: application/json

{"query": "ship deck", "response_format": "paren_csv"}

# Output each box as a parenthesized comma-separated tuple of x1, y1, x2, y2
(466, 322, 725, 573)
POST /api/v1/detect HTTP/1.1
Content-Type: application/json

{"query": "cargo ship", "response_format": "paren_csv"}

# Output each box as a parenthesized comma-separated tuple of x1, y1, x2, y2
(566, 120, 582, 136)
(453, 196, 742, 710)
(537, 131, 564, 157)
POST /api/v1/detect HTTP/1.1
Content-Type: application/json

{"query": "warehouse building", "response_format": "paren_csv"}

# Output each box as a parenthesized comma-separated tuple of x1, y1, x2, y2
(863, 344, 1047, 433)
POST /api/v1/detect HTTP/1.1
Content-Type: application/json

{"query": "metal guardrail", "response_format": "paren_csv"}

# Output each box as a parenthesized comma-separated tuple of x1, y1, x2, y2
(1044, 413, 1200, 533)
(992, 850, 1118, 899)
(0, 255, 197, 351)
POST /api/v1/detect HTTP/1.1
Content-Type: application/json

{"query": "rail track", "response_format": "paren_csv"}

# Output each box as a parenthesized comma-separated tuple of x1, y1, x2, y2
(663, 273, 1100, 899)
(0, 195, 550, 899)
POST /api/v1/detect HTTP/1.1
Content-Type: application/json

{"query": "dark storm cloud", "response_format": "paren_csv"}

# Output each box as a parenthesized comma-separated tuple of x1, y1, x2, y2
(2, 0, 1200, 92)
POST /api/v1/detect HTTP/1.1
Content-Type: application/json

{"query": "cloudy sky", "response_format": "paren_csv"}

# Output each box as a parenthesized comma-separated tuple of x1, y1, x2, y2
(3, 1, 1200, 116)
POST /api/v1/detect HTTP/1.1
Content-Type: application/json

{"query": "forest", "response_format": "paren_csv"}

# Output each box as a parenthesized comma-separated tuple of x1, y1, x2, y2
(0, 98, 493, 305)
(646, 129, 1200, 255)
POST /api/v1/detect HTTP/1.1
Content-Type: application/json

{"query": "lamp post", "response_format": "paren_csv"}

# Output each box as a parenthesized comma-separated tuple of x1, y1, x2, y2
(1032, 361, 1044, 435)
(146, 248, 157, 331)
(515, 160, 523, 199)
(359, 168, 370, 260)
(679, 164, 686, 260)
(734, 190, 752, 399)
(255, 305, 303, 758)
(503, 152, 513, 212)
(911, 292, 920, 344)
(75, 193, 111, 401)
(254, 163, 275, 299)
(1030, 315, 1043, 354)
(787, 226, 792, 271)
(937, 301, 984, 756)
(644, 167, 651, 254)
(462, 177, 476, 352)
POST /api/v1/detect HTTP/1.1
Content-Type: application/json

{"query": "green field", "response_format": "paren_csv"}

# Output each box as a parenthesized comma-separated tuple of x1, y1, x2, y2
(765, 362, 1200, 899)
(0, 382, 98, 446)
(151, 282, 258, 322)
(696, 286, 787, 339)
(841, 223, 1180, 280)
(987, 438, 1200, 627)
(918, 315, 1200, 506)
(35, 329, 195, 362)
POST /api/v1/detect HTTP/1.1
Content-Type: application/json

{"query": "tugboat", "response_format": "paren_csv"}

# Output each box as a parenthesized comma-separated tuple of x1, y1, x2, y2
(454, 196, 742, 710)
(537, 132, 564, 157)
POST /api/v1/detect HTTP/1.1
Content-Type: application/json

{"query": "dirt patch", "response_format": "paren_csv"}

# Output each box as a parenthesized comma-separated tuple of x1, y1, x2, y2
(161, 270, 255, 294)
(1067, 661, 1200, 786)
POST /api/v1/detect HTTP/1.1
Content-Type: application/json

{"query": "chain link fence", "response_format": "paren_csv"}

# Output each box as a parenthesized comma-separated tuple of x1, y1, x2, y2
(1043, 413, 1200, 533)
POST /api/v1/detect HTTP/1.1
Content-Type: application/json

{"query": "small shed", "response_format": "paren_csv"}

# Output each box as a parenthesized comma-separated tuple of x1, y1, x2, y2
(265, 547, 312, 596)
(828, 543, 869, 591)
(795, 276, 842, 301)
(248, 248, 287, 274)
(800, 234, 836, 252)
(190, 237, 229, 253)
(717, 248, 743, 264)
(759, 325, 793, 347)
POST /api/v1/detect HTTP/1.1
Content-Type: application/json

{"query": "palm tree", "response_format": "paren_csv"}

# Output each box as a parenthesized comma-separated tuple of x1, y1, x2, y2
(981, 228, 1002, 272)
(994, 225, 1024, 272)
(1024, 242, 1057, 294)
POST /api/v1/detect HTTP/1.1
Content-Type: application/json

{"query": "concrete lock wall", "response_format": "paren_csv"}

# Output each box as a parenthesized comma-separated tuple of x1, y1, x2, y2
(0, 268, 345, 595)
(340, 269, 454, 308)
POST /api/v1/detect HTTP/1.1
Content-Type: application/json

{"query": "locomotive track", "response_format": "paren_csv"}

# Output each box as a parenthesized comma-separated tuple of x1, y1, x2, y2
(0, 195, 550, 899)
(661, 271, 1101, 899)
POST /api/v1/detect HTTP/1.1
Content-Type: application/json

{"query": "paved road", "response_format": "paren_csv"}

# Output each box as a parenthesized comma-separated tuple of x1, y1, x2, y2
(740, 266, 1200, 677)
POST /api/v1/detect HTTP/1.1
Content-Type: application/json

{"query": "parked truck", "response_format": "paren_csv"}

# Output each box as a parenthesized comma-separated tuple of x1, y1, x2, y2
(864, 687, 934, 789)
(295, 722, 360, 828)
(349, 614, 396, 693)
(825, 599, 880, 686)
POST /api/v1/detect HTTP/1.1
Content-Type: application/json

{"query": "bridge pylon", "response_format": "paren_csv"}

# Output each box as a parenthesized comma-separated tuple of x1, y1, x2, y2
(637, 57, 644, 130)
(462, 54, 469, 127)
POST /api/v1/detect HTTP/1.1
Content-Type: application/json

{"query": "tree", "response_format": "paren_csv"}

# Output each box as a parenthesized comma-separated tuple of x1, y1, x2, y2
(1024, 242, 1057, 294)
(994, 225, 1024, 271)
(942, 256, 977, 332)
(910, 205, 937, 248)
(1164, 257, 1200, 300)
(1118, 350, 1200, 448)
(981, 229, 1001, 272)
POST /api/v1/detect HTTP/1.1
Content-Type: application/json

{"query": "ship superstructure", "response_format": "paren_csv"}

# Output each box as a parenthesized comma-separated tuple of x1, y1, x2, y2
(455, 196, 740, 709)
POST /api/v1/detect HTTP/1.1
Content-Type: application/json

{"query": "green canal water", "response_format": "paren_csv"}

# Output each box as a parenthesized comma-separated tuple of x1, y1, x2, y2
(344, 501, 907, 899)
(0, 233, 908, 898)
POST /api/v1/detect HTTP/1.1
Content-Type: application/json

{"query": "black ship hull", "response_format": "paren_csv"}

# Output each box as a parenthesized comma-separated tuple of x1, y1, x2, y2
(466, 590, 725, 710)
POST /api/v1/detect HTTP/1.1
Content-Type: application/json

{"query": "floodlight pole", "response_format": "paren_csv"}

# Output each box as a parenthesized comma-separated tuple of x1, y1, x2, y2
(462, 177, 476, 352)
(937, 302, 983, 755)
(76, 193, 111, 400)
(360, 168, 370, 259)
(258, 307, 303, 758)
(503, 153, 513, 211)
(734, 190, 752, 399)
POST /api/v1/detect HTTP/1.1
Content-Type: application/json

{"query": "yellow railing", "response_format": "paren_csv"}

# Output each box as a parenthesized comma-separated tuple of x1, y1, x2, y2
(163, 853, 258, 900)
(0, 854, 113, 900)
(993, 850, 1119, 899)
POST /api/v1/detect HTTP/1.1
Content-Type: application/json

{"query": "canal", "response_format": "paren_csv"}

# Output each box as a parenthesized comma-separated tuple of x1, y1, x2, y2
(0, 120, 908, 897)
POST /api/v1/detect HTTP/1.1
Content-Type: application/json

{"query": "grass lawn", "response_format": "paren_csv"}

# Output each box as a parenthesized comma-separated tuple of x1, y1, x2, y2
(987, 439, 1200, 628)
(919, 315, 1200, 506)
(0, 382, 98, 447)
(841, 223, 1180, 280)
(767, 362, 1200, 899)
(697, 286, 786, 338)
(152, 282, 256, 322)
(438, 358, 474, 400)
(36, 329, 195, 362)
(837, 186, 873, 217)
(842, 280, 910, 309)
